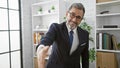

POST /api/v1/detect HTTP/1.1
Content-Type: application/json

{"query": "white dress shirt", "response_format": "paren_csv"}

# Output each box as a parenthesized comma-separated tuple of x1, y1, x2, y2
(66, 23, 79, 54)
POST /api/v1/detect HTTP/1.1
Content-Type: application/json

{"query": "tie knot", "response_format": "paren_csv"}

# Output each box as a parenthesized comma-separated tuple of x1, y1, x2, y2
(70, 30, 73, 34)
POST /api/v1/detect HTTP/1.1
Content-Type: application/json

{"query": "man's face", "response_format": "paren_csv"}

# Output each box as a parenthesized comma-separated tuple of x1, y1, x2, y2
(66, 7, 84, 30)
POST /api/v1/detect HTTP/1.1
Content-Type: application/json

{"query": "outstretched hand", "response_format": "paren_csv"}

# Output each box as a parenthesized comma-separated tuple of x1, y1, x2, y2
(37, 45, 50, 68)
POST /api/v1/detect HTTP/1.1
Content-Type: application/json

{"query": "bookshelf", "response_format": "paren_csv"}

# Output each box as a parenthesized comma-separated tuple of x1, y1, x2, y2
(32, 0, 66, 56)
(32, 0, 66, 68)
(96, 0, 120, 68)
(96, 0, 120, 52)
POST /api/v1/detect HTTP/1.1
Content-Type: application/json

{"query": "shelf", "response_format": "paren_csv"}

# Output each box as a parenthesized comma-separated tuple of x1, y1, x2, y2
(33, 12, 58, 17)
(96, 0, 120, 6)
(96, 49, 120, 53)
(96, 28, 120, 31)
(32, 0, 58, 6)
(33, 29, 48, 32)
(96, 13, 120, 17)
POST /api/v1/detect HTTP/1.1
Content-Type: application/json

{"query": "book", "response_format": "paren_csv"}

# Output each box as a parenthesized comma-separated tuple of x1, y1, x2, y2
(97, 33, 116, 50)
(99, 33, 103, 49)
(103, 25, 118, 28)
(34, 32, 45, 45)
(111, 35, 118, 50)
(96, 33, 99, 49)
(102, 33, 112, 50)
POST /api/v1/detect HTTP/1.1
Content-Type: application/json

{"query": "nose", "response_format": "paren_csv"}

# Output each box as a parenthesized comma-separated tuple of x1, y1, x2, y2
(72, 17, 77, 22)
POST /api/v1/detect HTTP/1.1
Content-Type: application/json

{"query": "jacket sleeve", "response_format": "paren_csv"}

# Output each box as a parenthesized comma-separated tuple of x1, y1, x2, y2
(41, 23, 57, 46)
(36, 23, 57, 50)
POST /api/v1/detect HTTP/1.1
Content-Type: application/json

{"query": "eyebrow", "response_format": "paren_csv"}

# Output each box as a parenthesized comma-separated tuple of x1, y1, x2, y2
(70, 12, 82, 18)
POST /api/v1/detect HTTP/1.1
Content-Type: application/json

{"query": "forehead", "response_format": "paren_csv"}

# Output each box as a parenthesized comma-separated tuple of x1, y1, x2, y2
(69, 7, 84, 16)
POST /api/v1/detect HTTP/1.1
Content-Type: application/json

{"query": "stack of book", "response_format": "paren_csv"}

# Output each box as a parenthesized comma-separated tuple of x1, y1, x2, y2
(96, 33, 118, 50)
(34, 32, 45, 45)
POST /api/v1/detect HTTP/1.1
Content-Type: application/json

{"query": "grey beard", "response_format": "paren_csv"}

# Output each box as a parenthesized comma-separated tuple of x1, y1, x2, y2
(68, 24, 76, 30)
(66, 21, 77, 30)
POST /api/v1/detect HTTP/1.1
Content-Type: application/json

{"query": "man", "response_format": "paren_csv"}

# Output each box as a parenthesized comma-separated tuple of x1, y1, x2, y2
(37, 3, 89, 68)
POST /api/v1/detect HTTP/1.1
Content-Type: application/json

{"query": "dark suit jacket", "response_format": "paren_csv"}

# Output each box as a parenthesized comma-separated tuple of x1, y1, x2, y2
(39, 22, 89, 68)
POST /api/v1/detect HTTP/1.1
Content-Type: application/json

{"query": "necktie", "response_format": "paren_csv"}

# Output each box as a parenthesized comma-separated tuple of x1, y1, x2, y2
(69, 30, 74, 48)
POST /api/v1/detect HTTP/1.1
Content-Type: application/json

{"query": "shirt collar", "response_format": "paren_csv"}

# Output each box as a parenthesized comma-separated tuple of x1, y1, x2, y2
(66, 22, 77, 34)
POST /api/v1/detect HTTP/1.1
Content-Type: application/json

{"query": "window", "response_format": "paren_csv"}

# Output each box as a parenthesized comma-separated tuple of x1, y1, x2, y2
(0, 0, 22, 68)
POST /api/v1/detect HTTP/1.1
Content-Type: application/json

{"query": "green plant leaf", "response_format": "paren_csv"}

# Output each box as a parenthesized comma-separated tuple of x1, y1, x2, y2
(51, 5, 55, 10)
(38, 7, 42, 12)
(79, 19, 93, 42)
(79, 18, 95, 63)
(89, 36, 94, 43)
(117, 43, 120, 48)
(89, 48, 95, 63)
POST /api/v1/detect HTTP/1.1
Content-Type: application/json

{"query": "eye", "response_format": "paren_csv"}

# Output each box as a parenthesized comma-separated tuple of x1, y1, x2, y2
(76, 16, 82, 19)
(70, 13, 76, 17)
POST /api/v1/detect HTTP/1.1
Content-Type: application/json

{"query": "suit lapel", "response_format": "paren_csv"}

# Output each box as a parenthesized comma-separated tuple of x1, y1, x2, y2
(62, 22, 71, 53)
(77, 27, 84, 46)
(70, 27, 85, 55)
(62, 23, 85, 55)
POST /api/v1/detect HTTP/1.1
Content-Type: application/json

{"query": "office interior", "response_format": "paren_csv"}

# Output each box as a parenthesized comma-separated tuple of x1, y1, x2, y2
(0, 0, 120, 68)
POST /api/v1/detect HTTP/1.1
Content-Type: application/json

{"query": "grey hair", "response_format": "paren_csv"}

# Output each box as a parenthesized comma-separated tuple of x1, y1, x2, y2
(68, 3, 85, 15)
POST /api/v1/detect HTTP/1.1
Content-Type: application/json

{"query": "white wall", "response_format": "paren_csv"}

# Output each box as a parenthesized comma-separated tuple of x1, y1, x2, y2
(21, 0, 35, 68)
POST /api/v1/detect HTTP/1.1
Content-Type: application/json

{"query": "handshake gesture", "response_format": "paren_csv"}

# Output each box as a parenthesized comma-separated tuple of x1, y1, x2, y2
(37, 45, 50, 68)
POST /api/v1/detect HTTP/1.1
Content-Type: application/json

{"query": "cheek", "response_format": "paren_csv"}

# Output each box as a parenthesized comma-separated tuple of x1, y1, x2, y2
(66, 16, 71, 21)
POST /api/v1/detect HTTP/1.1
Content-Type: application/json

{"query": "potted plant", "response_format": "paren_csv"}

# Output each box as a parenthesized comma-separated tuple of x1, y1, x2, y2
(79, 18, 94, 42)
(38, 7, 42, 14)
(51, 5, 55, 12)
(79, 18, 95, 63)
(89, 48, 95, 63)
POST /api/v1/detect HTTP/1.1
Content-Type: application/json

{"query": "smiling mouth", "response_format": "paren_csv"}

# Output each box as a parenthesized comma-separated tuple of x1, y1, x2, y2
(69, 22, 77, 30)
(71, 21, 78, 25)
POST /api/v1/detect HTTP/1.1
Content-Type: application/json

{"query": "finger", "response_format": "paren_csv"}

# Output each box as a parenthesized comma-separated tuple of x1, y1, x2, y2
(43, 46, 49, 53)
(37, 46, 50, 68)
(38, 46, 50, 58)
(37, 45, 45, 55)
(37, 46, 49, 59)
(38, 46, 49, 67)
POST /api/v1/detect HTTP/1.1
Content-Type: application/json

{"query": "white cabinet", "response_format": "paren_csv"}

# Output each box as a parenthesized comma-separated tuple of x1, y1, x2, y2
(32, 0, 66, 57)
